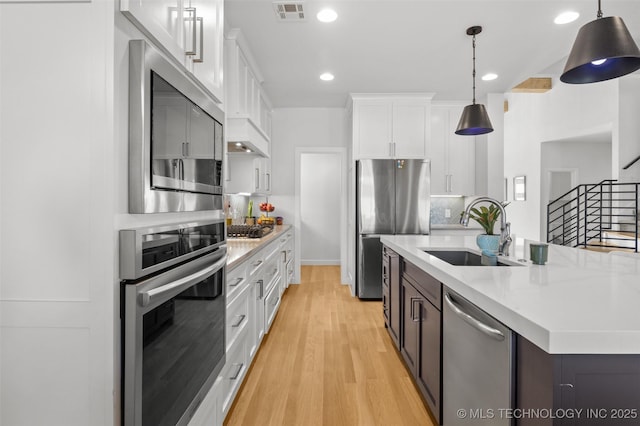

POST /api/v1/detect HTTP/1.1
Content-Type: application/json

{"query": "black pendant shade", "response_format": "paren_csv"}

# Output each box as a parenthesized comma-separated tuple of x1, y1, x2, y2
(455, 104, 494, 136)
(561, 15, 640, 84)
(455, 26, 494, 136)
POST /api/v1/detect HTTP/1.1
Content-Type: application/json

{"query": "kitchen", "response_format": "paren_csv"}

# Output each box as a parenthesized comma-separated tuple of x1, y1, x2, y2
(1, 1, 640, 426)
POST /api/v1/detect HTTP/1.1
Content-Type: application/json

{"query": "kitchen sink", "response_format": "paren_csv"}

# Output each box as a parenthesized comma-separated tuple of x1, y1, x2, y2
(424, 250, 523, 267)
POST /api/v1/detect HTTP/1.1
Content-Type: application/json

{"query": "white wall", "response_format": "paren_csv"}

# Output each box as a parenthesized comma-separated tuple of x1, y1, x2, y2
(540, 140, 612, 237)
(270, 108, 349, 281)
(504, 77, 618, 240)
(618, 76, 640, 183)
(1, 2, 115, 424)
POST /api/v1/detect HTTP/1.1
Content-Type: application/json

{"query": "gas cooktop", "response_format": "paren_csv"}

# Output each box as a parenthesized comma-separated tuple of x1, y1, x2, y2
(227, 224, 273, 239)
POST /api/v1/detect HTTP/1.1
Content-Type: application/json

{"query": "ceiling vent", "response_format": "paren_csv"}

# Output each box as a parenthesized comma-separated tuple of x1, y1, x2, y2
(272, 2, 305, 21)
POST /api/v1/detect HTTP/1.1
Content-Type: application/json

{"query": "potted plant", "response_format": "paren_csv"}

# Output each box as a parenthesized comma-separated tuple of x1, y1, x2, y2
(464, 204, 502, 252)
(245, 200, 255, 225)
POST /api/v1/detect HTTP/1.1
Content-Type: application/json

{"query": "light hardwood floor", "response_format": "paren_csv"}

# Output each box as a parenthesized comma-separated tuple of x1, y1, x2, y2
(224, 265, 435, 426)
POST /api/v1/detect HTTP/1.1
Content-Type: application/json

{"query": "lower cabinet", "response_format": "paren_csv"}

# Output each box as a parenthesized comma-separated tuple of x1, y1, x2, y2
(220, 330, 248, 416)
(382, 246, 401, 349)
(189, 228, 292, 425)
(187, 377, 222, 426)
(517, 335, 640, 426)
(400, 259, 442, 424)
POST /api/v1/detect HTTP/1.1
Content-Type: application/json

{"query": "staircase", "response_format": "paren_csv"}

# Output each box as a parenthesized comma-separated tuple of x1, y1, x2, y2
(547, 180, 639, 252)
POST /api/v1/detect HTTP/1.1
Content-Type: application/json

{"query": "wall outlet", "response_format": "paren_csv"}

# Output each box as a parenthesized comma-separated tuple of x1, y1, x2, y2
(445, 209, 451, 218)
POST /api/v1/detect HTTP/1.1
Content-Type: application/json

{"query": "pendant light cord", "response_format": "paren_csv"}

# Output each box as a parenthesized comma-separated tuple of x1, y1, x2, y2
(597, 0, 603, 18)
(472, 33, 477, 105)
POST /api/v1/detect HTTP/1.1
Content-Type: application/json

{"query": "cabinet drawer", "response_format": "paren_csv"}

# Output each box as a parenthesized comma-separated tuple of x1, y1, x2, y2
(220, 332, 248, 415)
(402, 259, 441, 310)
(226, 285, 250, 350)
(226, 263, 247, 303)
(264, 279, 281, 333)
(247, 248, 267, 276)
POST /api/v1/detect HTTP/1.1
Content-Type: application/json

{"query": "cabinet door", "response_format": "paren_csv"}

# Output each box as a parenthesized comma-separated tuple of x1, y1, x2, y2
(236, 49, 250, 115)
(447, 106, 476, 196)
(428, 106, 447, 194)
(559, 355, 640, 426)
(186, 0, 224, 103)
(383, 247, 401, 349)
(429, 105, 475, 195)
(393, 101, 429, 158)
(417, 299, 441, 424)
(254, 276, 265, 344)
(400, 278, 420, 376)
(121, 0, 184, 64)
(354, 100, 393, 159)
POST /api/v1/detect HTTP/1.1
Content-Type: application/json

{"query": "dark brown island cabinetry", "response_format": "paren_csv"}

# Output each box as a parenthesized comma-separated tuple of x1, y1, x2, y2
(399, 258, 442, 425)
(517, 335, 640, 426)
(382, 246, 401, 348)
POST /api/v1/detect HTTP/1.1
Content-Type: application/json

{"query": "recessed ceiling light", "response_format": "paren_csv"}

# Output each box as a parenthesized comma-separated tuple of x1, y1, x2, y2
(554, 11, 579, 25)
(235, 142, 242, 146)
(482, 73, 498, 81)
(320, 72, 334, 81)
(317, 8, 337, 23)
(245, 148, 252, 153)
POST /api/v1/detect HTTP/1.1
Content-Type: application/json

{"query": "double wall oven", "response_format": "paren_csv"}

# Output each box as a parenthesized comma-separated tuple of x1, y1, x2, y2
(120, 220, 226, 426)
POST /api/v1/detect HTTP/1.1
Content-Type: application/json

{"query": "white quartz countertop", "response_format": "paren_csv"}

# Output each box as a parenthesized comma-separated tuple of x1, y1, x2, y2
(381, 235, 640, 354)
(227, 225, 291, 270)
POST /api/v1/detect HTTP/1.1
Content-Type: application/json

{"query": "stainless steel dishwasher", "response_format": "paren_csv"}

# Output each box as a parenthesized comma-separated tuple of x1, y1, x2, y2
(443, 288, 514, 425)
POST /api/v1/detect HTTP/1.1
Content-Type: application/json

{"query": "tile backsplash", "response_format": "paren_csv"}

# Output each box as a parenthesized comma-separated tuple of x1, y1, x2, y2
(430, 197, 466, 225)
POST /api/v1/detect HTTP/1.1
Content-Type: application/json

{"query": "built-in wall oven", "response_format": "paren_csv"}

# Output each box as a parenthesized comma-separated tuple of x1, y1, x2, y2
(129, 39, 224, 213)
(120, 220, 226, 426)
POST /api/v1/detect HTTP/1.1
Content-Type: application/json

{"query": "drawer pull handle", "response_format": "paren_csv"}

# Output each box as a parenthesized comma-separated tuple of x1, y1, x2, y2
(231, 314, 246, 328)
(229, 277, 243, 287)
(271, 296, 280, 306)
(257, 279, 264, 299)
(252, 260, 263, 268)
(230, 363, 244, 380)
(411, 298, 421, 322)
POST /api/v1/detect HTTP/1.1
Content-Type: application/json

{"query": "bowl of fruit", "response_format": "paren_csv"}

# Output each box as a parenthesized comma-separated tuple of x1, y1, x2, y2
(259, 202, 275, 213)
(258, 202, 276, 225)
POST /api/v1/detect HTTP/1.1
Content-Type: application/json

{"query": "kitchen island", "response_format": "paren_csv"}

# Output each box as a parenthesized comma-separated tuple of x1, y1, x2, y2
(382, 234, 640, 354)
(381, 234, 640, 425)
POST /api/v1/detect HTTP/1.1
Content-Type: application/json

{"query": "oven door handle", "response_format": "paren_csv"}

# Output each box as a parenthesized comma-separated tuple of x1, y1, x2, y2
(139, 253, 227, 308)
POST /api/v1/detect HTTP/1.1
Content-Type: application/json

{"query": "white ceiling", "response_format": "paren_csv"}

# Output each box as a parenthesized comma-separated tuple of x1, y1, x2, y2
(224, 0, 640, 108)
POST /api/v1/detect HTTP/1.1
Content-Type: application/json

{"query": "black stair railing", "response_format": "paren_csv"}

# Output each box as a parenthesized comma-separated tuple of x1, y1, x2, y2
(547, 180, 639, 252)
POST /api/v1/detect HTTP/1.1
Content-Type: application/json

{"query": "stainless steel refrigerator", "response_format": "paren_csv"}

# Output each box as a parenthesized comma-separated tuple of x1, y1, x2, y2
(356, 159, 431, 299)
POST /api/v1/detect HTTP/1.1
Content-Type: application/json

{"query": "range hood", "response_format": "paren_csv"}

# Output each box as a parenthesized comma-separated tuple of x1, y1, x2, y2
(226, 116, 270, 157)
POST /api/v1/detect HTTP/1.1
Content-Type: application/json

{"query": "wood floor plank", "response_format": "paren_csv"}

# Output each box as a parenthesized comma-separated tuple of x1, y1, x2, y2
(224, 265, 434, 426)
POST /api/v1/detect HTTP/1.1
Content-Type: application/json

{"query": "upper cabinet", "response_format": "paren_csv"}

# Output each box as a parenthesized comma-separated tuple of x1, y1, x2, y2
(121, 0, 224, 104)
(429, 103, 476, 196)
(225, 29, 272, 157)
(351, 94, 433, 160)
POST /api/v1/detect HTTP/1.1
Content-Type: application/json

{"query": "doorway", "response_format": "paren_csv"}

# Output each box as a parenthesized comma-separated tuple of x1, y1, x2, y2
(295, 148, 347, 283)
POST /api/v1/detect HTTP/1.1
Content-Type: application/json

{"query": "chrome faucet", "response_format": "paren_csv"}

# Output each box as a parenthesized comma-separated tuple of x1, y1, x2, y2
(460, 197, 512, 256)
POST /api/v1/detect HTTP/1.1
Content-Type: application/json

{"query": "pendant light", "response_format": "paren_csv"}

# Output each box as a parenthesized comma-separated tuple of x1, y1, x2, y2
(455, 26, 493, 136)
(561, 0, 640, 84)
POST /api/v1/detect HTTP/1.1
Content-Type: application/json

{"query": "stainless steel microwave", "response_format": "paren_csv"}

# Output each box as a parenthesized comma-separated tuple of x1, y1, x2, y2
(129, 39, 224, 213)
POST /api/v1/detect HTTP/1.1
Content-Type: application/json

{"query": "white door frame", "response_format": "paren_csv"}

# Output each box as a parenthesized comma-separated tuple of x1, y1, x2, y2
(294, 147, 348, 285)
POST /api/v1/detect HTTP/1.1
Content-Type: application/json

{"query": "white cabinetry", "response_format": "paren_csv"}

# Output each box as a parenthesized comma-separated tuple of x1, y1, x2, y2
(351, 94, 433, 159)
(226, 154, 271, 195)
(429, 103, 476, 195)
(121, 0, 224, 103)
(225, 29, 272, 156)
(278, 229, 295, 293)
